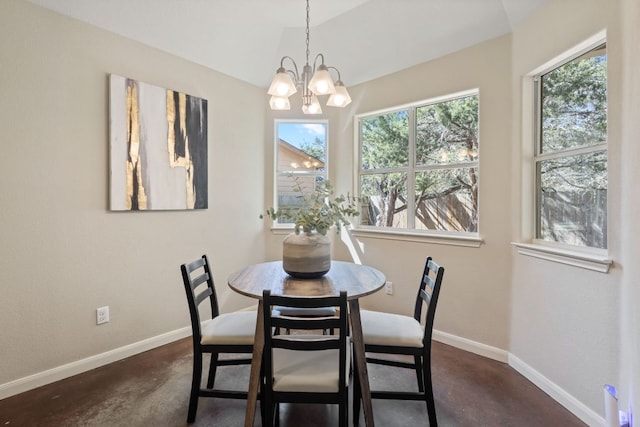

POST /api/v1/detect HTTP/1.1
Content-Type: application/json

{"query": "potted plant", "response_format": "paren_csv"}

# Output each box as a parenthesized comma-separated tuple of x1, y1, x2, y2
(262, 179, 362, 278)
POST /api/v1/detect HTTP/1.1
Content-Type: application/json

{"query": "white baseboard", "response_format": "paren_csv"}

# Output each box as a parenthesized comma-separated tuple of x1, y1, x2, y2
(508, 353, 605, 427)
(433, 329, 509, 363)
(434, 329, 605, 426)
(0, 326, 191, 400)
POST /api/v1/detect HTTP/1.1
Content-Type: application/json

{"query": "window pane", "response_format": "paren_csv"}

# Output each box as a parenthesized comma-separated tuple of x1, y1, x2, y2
(415, 168, 478, 232)
(536, 151, 607, 248)
(276, 174, 326, 223)
(416, 96, 478, 166)
(540, 45, 607, 153)
(277, 122, 326, 173)
(359, 173, 407, 228)
(275, 121, 327, 224)
(357, 92, 480, 235)
(360, 110, 409, 170)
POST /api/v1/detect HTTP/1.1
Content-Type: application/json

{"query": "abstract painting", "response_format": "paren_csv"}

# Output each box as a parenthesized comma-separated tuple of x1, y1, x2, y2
(109, 74, 208, 210)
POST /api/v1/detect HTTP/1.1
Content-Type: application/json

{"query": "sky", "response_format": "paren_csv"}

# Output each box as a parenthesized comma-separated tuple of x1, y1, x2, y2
(277, 122, 326, 150)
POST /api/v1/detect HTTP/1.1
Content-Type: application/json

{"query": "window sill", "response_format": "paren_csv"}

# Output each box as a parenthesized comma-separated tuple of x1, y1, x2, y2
(351, 228, 483, 248)
(512, 242, 612, 273)
(270, 226, 483, 248)
(270, 226, 295, 236)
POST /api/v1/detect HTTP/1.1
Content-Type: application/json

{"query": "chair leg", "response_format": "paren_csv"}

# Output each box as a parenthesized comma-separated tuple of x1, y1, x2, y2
(340, 393, 349, 427)
(352, 359, 361, 426)
(264, 385, 279, 427)
(264, 393, 272, 427)
(425, 376, 437, 426)
(423, 353, 437, 427)
(414, 354, 425, 392)
(187, 351, 202, 423)
(206, 352, 219, 389)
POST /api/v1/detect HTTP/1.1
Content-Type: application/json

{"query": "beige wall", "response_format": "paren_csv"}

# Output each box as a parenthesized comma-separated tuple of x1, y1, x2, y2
(509, 0, 621, 421)
(0, 0, 266, 389)
(331, 34, 514, 352)
(619, 0, 640, 419)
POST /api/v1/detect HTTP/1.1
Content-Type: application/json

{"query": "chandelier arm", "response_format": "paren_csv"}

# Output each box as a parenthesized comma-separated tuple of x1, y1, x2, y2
(280, 56, 301, 82)
(312, 53, 326, 73)
(326, 66, 342, 82)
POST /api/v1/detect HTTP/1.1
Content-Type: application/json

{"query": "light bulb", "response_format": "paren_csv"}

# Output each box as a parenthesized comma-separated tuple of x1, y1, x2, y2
(331, 94, 345, 106)
(276, 84, 290, 96)
(269, 95, 290, 110)
(315, 81, 330, 94)
(326, 82, 351, 107)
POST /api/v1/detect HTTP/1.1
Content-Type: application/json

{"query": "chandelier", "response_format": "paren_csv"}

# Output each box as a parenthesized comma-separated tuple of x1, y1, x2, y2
(267, 0, 352, 114)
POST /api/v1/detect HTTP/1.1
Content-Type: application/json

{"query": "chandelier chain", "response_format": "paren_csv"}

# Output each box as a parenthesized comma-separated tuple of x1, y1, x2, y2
(305, 0, 310, 64)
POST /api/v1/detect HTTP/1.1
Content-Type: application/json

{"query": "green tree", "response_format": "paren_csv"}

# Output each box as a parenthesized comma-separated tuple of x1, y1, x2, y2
(360, 111, 408, 227)
(540, 49, 607, 192)
(537, 46, 607, 248)
(299, 136, 326, 163)
(360, 96, 479, 231)
(415, 96, 479, 231)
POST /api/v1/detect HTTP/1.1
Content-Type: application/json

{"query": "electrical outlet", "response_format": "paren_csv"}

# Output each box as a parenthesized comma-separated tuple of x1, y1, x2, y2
(96, 306, 110, 325)
(385, 281, 393, 295)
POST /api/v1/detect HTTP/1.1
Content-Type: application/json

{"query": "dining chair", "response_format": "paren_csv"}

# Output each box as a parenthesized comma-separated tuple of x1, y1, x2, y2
(353, 256, 445, 426)
(262, 290, 350, 427)
(180, 254, 256, 424)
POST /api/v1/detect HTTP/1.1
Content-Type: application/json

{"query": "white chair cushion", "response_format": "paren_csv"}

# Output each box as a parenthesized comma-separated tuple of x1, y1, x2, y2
(200, 310, 256, 345)
(360, 310, 424, 348)
(274, 306, 337, 317)
(272, 335, 350, 392)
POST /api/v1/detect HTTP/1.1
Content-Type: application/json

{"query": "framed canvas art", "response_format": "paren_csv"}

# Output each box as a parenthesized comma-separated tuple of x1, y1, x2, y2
(109, 75, 208, 210)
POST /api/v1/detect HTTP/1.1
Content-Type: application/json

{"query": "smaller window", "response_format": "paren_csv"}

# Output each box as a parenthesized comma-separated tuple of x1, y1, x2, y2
(274, 120, 328, 224)
(534, 43, 607, 249)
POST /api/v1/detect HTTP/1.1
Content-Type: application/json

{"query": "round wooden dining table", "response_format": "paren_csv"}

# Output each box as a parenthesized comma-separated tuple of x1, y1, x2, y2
(228, 260, 386, 427)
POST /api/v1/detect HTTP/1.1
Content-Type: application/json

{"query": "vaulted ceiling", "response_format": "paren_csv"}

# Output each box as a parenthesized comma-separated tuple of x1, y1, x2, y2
(26, 0, 548, 88)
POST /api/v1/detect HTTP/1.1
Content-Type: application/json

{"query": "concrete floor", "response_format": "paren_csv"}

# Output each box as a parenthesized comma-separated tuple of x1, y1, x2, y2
(0, 338, 586, 426)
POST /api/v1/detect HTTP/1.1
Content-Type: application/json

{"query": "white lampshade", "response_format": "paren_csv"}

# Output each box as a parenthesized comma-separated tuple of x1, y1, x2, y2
(308, 65, 336, 95)
(268, 68, 297, 97)
(269, 95, 291, 110)
(326, 81, 352, 107)
(302, 94, 322, 114)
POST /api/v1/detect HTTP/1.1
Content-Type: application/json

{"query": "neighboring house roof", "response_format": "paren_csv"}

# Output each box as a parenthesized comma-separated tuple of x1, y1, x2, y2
(278, 138, 325, 170)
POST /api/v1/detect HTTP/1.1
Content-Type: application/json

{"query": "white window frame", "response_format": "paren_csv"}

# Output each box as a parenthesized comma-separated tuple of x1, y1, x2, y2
(352, 89, 483, 248)
(513, 31, 612, 272)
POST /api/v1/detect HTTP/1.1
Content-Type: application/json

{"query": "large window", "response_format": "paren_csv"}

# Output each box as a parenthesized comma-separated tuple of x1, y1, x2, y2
(274, 120, 328, 224)
(534, 43, 607, 249)
(357, 91, 479, 234)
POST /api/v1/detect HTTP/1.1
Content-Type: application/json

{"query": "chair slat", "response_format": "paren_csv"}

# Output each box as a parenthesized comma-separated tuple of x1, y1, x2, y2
(185, 257, 206, 273)
(194, 287, 213, 306)
(190, 272, 209, 291)
(271, 316, 341, 331)
(273, 336, 340, 351)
